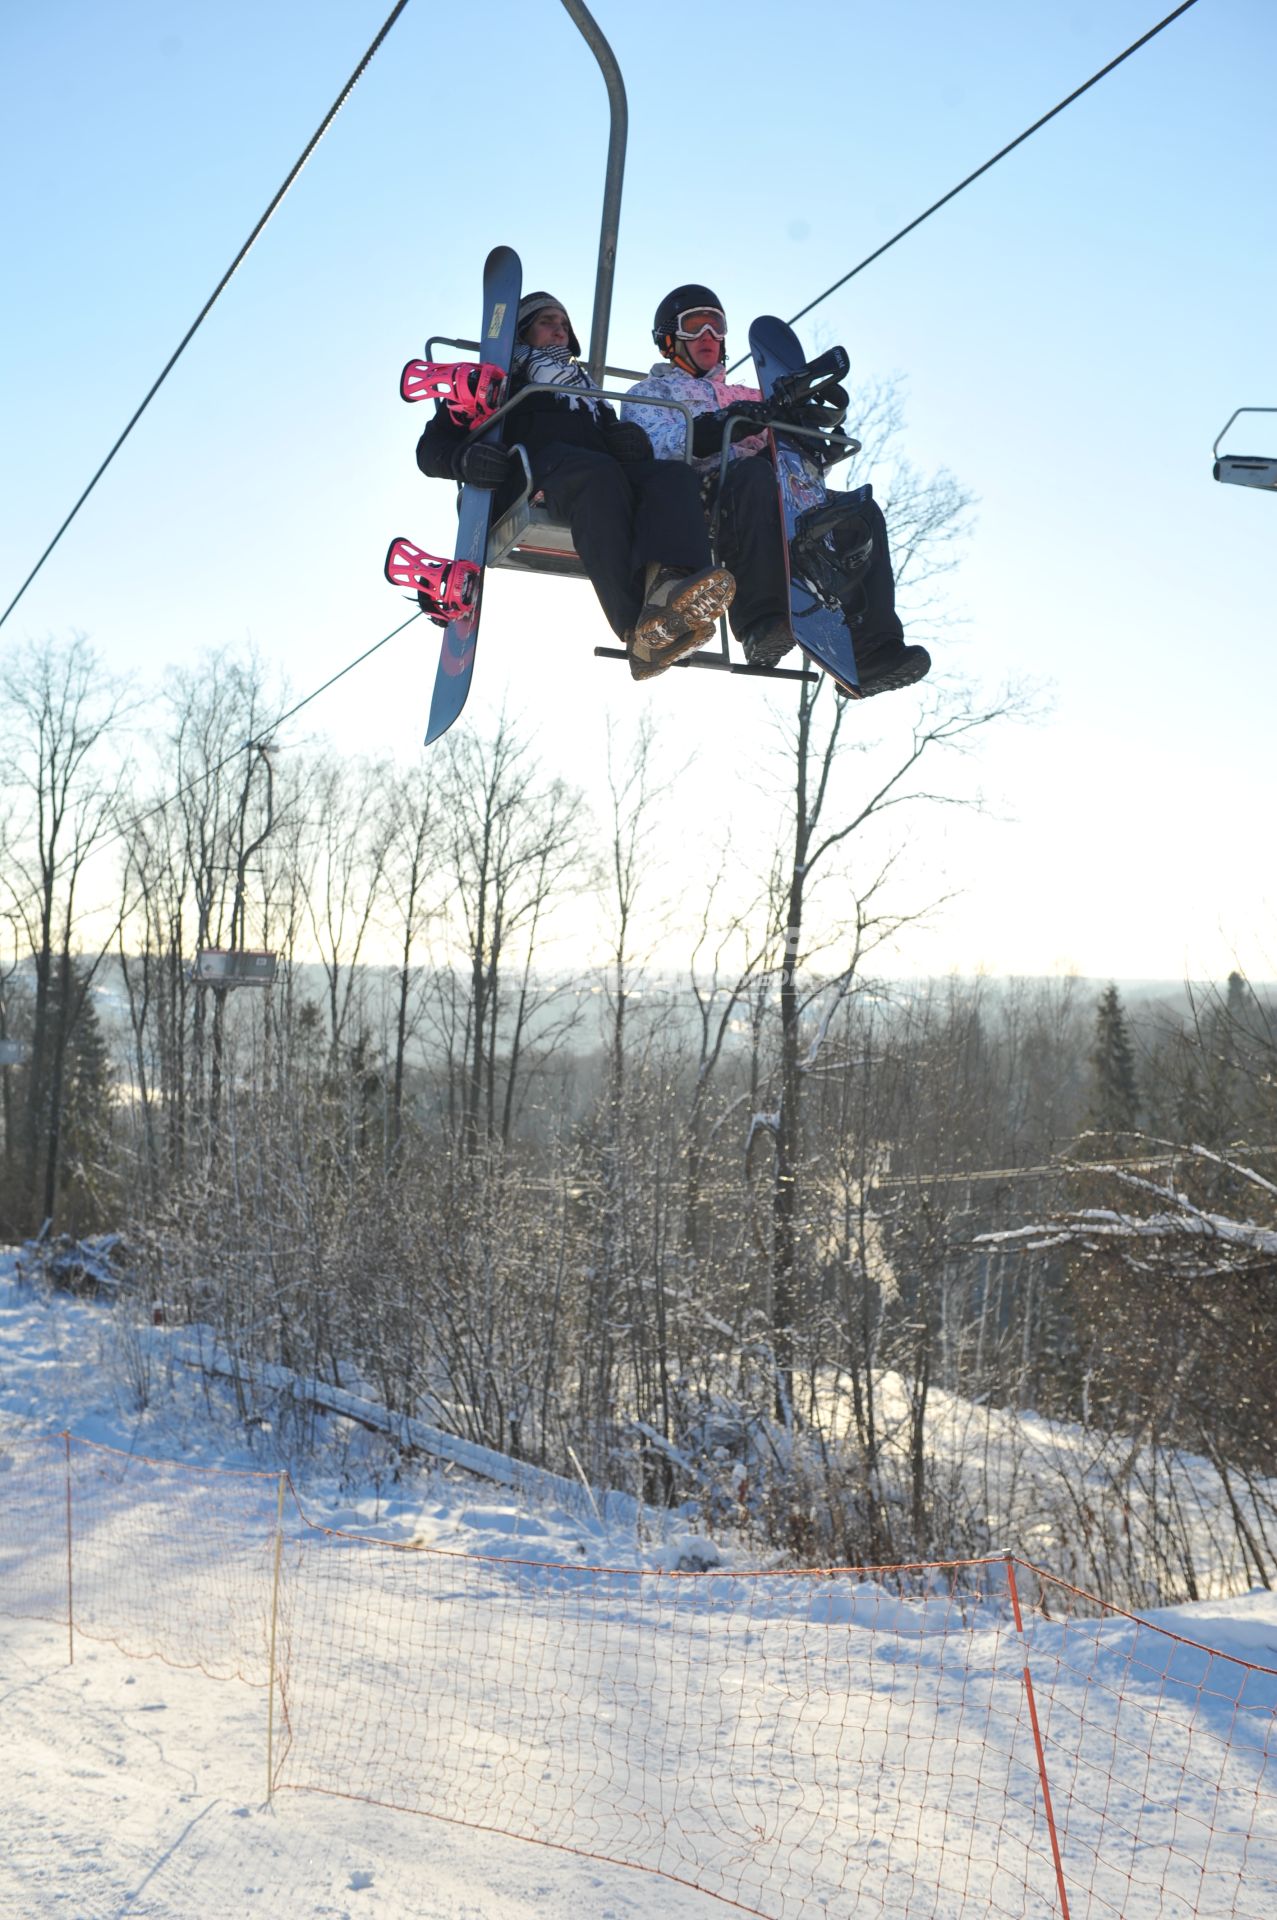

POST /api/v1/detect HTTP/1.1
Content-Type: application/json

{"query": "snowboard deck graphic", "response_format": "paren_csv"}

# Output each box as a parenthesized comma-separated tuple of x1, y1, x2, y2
(748, 315, 861, 696)
(423, 245, 522, 744)
(384, 246, 522, 745)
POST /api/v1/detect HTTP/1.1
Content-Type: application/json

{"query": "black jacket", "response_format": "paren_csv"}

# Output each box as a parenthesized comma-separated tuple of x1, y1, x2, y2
(415, 368, 625, 481)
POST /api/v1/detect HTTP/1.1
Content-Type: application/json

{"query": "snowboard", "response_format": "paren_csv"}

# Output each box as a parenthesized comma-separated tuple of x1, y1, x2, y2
(748, 316, 869, 697)
(385, 245, 522, 745)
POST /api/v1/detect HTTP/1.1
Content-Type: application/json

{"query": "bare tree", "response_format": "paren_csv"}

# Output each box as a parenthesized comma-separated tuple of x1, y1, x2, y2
(752, 673, 1028, 1417)
(436, 717, 588, 1154)
(585, 717, 677, 1488)
(682, 876, 763, 1255)
(380, 761, 441, 1166)
(300, 751, 394, 1069)
(730, 376, 1032, 1418)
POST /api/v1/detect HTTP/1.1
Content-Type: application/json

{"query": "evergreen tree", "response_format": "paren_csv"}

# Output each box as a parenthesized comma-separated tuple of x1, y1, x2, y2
(57, 959, 113, 1218)
(2, 956, 113, 1234)
(1088, 984, 1139, 1135)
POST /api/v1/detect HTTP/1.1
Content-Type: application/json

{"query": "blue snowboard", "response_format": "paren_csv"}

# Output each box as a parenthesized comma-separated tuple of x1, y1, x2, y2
(424, 246, 522, 745)
(748, 316, 861, 696)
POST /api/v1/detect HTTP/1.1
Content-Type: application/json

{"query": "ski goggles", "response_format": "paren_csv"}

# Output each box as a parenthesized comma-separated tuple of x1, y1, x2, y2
(674, 307, 728, 340)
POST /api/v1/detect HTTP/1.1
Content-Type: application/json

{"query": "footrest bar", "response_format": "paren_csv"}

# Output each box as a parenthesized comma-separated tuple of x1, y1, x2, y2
(593, 647, 817, 683)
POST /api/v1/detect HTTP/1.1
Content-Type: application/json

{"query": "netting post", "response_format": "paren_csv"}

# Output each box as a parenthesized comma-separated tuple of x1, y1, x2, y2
(1005, 1554, 1071, 1919)
(266, 1471, 287, 1803)
(63, 1429, 74, 1666)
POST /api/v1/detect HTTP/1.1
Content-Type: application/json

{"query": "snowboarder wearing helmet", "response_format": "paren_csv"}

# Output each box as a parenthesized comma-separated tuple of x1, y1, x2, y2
(622, 286, 930, 696)
(416, 292, 734, 679)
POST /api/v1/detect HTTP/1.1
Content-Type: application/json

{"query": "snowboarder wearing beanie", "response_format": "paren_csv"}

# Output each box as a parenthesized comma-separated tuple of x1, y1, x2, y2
(416, 292, 734, 679)
(623, 286, 930, 697)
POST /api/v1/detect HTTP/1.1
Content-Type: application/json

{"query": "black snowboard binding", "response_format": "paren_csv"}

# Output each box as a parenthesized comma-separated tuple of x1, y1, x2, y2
(790, 488, 876, 607)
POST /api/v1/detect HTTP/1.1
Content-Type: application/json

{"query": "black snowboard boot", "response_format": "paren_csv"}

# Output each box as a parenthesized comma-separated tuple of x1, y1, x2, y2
(852, 633, 933, 695)
(741, 614, 795, 667)
(852, 619, 931, 698)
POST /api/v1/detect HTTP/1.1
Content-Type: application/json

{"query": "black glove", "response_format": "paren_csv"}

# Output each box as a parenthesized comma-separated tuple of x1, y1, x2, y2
(602, 419, 653, 463)
(451, 438, 516, 489)
(690, 402, 772, 459)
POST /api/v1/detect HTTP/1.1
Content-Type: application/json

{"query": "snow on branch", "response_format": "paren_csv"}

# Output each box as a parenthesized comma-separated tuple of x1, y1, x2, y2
(1186, 1142, 1277, 1200)
(746, 1110, 780, 1150)
(977, 1208, 1277, 1258)
(974, 1136, 1277, 1269)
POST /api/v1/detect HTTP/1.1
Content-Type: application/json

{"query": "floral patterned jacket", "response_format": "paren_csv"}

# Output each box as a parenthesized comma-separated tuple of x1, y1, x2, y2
(621, 361, 768, 475)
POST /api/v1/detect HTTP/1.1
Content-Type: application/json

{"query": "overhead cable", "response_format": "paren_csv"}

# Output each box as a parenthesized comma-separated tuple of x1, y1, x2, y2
(728, 0, 1200, 369)
(3, 610, 420, 937)
(0, 0, 412, 635)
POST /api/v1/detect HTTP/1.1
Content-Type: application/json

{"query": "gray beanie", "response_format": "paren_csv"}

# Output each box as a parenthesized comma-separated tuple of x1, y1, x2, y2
(516, 291, 581, 358)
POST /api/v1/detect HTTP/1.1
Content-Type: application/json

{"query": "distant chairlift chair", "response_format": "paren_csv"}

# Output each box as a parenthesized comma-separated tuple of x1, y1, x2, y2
(191, 949, 278, 988)
(1213, 408, 1277, 492)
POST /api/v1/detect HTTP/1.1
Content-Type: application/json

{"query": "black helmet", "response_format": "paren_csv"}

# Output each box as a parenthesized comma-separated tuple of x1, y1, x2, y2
(652, 284, 726, 363)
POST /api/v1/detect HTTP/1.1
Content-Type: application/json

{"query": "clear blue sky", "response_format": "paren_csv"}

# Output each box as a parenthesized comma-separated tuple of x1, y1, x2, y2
(1, 0, 1273, 979)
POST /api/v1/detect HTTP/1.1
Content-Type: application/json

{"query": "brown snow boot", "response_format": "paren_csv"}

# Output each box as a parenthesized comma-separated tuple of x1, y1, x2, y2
(632, 562, 735, 667)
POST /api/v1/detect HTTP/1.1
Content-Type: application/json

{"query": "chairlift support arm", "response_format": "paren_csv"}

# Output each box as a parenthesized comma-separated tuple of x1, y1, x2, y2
(559, 0, 627, 386)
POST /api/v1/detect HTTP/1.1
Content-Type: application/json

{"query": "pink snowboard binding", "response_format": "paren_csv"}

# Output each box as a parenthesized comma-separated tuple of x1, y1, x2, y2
(399, 359, 506, 428)
(384, 537, 480, 627)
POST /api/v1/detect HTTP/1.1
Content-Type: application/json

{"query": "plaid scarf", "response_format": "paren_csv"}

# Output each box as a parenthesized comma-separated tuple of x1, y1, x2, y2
(512, 343, 607, 417)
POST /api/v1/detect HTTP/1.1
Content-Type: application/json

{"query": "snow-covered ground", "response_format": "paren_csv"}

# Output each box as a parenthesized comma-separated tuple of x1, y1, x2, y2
(3, 1252, 1277, 1918)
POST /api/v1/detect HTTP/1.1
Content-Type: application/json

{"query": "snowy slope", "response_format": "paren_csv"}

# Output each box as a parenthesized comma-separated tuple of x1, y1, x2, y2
(3, 1254, 1276, 1919)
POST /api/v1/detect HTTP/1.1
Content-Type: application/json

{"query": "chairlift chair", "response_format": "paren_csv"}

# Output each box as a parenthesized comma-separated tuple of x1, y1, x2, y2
(192, 949, 278, 988)
(417, 335, 826, 682)
(388, 4, 845, 726)
(1213, 408, 1277, 491)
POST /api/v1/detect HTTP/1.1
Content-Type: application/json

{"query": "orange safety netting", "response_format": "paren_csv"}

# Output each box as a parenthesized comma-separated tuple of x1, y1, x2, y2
(2, 1432, 1274, 1919)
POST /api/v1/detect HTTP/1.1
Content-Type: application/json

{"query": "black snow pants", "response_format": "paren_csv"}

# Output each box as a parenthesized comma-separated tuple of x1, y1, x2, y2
(531, 445, 713, 640)
(711, 451, 901, 643)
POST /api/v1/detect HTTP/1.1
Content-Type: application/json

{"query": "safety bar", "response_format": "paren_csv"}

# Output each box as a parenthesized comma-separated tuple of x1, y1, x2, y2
(1213, 406, 1277, 460)
(711, 410, 861, 505)
(425, 337, 649, 385)
(477, 379, 695, 457)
